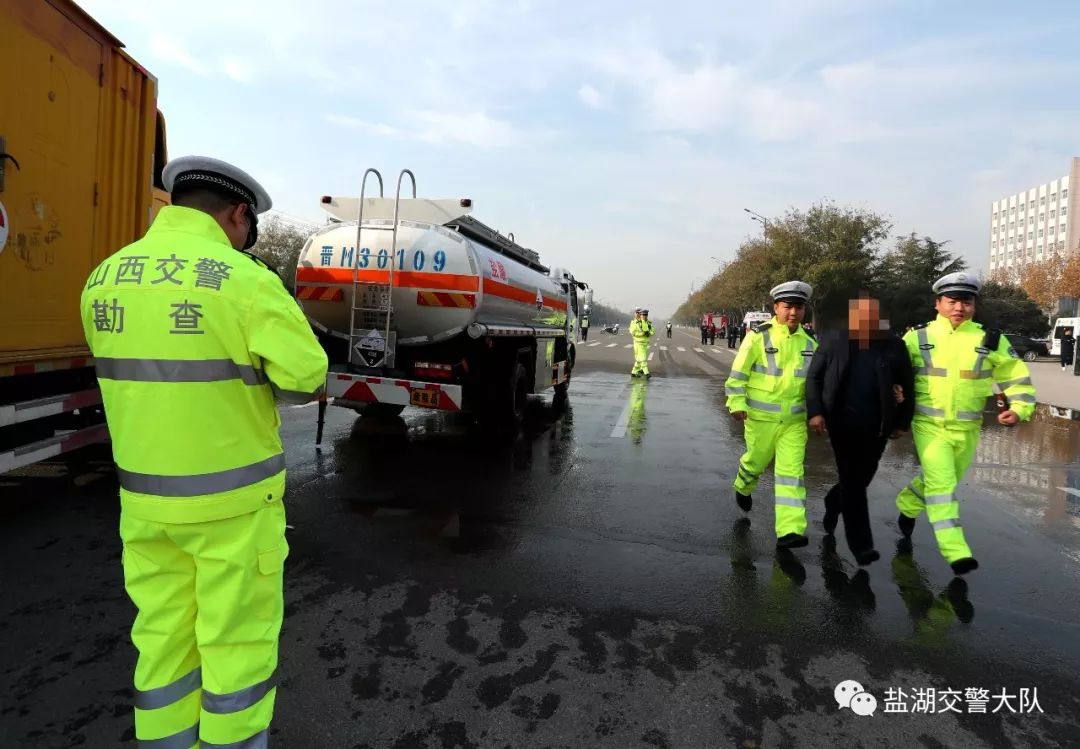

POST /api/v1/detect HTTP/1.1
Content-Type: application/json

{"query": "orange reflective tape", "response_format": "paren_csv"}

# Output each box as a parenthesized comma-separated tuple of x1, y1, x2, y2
(295, 267, 480, 292)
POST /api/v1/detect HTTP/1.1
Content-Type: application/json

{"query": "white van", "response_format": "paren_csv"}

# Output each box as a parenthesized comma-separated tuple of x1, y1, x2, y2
(1050, 317, 1079, 356)
(743, 311, 773, 328)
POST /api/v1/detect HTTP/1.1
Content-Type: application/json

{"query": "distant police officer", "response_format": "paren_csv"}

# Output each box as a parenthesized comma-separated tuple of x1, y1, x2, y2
(895, 273, 1036, 575)
(630, 308, 655, 378)
(725, 282, 818, 549)
(81, 156, 329, 748)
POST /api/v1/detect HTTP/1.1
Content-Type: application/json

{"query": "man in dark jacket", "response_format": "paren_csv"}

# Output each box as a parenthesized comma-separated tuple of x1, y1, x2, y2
(806, 293, 915, 565)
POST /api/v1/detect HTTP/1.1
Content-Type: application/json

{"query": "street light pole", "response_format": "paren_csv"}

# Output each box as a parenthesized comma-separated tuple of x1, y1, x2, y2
(744, 208, 769, 249)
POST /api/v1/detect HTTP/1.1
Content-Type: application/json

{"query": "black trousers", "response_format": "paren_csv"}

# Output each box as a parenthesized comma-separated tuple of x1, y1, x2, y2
(824, 425, 888, 554)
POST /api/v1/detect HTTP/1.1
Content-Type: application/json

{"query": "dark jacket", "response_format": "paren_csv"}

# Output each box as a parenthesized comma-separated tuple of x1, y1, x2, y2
(805, 330, 915, 437)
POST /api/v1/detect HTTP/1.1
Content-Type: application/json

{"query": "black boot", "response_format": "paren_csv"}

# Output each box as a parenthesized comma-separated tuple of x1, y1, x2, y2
(735, 492, 752, 512)
(823, 509, 839, 536)
(950, 557, 979, 575)
(776, 533, 809, 550)
(853, 548, 881, 566)
(898, 513, 916, 538)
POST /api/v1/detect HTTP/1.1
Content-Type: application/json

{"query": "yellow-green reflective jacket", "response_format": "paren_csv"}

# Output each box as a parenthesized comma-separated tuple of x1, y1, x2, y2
(725, 318, 817, 420)
(903, 315, 1036, 428)
(630, 319, 654, 340)
(80, 206, 329, 523)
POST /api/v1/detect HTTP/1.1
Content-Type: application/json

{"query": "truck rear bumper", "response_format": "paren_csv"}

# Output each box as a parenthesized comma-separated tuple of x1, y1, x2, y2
(326, 373, 464, 412)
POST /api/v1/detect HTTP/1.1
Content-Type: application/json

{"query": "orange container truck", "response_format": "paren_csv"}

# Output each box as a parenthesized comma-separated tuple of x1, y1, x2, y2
(0, 0, 168, 472)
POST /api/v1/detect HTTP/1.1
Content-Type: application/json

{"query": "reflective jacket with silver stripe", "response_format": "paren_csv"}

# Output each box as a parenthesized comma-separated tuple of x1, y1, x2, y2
(904, 315, 1036, 428)
(81, 206, 329, 523)
(724, 318, 817, 420)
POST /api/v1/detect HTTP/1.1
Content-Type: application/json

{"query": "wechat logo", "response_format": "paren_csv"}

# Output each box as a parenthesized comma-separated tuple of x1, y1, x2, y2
(835, 680, 878, 717)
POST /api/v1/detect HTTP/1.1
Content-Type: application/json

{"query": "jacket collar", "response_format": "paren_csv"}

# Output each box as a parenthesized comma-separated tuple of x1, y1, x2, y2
(148, 205, 233, 248)
(768, 317, 806, 340)
(931, 314, 980, 335)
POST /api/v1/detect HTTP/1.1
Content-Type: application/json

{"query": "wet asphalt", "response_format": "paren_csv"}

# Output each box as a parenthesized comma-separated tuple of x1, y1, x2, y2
(2, 328, 1080, 748)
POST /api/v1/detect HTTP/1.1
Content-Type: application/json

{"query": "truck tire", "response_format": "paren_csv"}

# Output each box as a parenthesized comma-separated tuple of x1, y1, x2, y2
(482, 359, 528, 434)
(353, 403, 406, 419)
(553, 367, 571, 404)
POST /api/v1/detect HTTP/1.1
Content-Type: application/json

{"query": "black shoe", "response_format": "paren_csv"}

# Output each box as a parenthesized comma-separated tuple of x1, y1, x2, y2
(631, 372, 641, 378)
(776, 533, 809, 550)
(735, 492, 752, 512)
(853, 548, 881, 566)
(823, 509, 839, 536)
(950, 557, 979, 575)
(898, 513, 916, 538)
(644, 372, 652, 378)
(946, 578, 975, 623)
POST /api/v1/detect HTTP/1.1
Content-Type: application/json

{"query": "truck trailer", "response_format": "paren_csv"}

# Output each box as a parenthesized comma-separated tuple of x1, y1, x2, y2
(0, 0, 168, 473)
(296, 170, 588, 434)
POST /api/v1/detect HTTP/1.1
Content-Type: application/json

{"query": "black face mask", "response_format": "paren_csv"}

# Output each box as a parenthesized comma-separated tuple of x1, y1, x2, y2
(243, 204, 258, 250)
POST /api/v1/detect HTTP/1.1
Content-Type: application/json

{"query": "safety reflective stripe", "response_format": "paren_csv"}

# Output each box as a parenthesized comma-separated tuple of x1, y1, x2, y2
(726, 386, 746, 395)
(760, 330, 782, 376)
(907, 483, 925, 500)
(794, 339, 815, 377)
(957, 411, 983, 420)
(915, 404, 945, 417)
(201, 729, 269, 749)
(1008, 393, 1036, 404)
(136, 667, 202, 710)
(729, 370, 749, 381)
(138, 723, 200, 749)
(775, 497, 805, 507)
(271, 383, 325, 405)
(925, 494, 954, 505)
(202, 670, 277, 714)
(790, 403, 806, 414)
(96, 358, 268, 386)
(751, 364, 784, 376)
(998, 376, 1033, 389)
(747, 398, 782, 412)
(775, 475, 804, 487)
(959, 370, 992, 379)
(931, 518, 962, 531)
(916, 329, 947, 376)
(118, 453, 285, 497)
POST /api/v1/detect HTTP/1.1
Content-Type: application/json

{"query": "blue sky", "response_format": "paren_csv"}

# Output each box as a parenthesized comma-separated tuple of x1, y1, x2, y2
(81, 0, 1080, 317)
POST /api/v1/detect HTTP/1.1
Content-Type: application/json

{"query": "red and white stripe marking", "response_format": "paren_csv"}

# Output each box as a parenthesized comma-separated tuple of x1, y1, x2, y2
(0, 356, 93, 378)
(0, 388, 102, 428)
(326, 373, 463, 412)
(0, 423, 110, 474)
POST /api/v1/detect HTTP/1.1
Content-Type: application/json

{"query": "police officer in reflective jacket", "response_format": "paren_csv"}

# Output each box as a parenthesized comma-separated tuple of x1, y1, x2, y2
(725, 281, 818, 549)
(81, 156, 328, 748)
(895, 272, 1036, 575)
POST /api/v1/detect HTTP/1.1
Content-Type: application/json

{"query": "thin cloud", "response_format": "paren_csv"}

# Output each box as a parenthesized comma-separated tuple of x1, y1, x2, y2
(578, 84, 605, 109)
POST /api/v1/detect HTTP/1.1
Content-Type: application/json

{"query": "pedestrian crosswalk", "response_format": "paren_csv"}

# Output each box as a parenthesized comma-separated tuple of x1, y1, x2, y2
(694, 348, 704, 353)
(606, 343, 618, 348)
(677, 347, 686, 352)
(624, 344, 633, 349)
(660, 346, 669, 351)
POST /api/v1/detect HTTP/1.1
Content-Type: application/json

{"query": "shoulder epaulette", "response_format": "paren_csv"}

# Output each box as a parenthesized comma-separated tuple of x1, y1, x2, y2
(240, 251, 284, 284)
(981, 328, 1003, 351)
(802, 326, 817, 340)
(755, 321, 771, 333)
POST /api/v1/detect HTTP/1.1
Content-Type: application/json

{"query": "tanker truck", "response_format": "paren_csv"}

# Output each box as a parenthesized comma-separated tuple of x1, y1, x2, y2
(295, 170, 589, 432)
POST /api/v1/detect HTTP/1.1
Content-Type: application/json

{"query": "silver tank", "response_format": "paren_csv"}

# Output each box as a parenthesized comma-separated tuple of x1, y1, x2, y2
(295, 202, 569, 347)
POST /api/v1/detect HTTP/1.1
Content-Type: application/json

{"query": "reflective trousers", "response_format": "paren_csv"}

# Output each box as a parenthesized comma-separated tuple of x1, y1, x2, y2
(895, 419, 978, 563)
(120, 502, 288, 748)
(733, 416, 808, 537)
(631, 340, 650, 375)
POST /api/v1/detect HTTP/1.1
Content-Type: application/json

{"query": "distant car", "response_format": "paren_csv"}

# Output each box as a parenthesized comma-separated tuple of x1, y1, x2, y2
(1006, 334, 1050, 362)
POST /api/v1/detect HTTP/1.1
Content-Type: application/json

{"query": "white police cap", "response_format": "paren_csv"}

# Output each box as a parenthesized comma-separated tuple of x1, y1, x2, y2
(163, 155, 273, 214)
(932, 272, 981, 298)
(634, 307, 643, 314)
(770, 280, 812, 304)
(640, 309, 650, 315)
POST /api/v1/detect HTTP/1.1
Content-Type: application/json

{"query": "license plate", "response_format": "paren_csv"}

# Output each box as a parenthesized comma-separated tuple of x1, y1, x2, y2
(410, 389, 439, 408)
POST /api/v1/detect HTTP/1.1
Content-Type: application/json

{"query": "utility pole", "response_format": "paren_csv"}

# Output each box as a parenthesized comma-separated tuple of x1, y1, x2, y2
(744, 208, 769, 248)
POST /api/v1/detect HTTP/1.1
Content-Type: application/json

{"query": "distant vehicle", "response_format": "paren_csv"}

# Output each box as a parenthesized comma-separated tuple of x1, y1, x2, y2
(602, 323, 620, 335)
(743, 311, 773, 327)
(1006, 334, 1050, 362)
(1049, 317, 1079, 357)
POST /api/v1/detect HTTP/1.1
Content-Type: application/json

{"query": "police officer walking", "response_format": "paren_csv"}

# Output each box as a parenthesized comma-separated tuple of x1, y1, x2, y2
(631, 308, 655, 378)
(81, 156, 329, 748)
(725, 282, 817, 549)
(895, 273, 1036, 575)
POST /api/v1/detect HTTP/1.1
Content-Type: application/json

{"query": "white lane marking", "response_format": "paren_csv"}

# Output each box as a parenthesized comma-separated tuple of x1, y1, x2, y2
(606, 343, 618, 348)
(648, 352, 655, 361)
(290, 401, 319, 409)
(694, 348, 704, 353)
(660, 346, 669, 351)
(587, 342, 601, 347)
(1060, 487, 1080, 498)
(677, 347, 686, 352)
(720, 348, 735, 355)
(712, 348, 722, 354)
(624, 344, 633, 349)
(610, 396, 633, 438)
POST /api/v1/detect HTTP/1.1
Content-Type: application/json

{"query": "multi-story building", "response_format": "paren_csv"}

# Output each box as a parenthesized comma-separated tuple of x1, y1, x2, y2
(989, 157, 1080, 274)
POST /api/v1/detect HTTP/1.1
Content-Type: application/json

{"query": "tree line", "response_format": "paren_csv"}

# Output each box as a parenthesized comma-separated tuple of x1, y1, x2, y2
(674, 202, 1055, 336)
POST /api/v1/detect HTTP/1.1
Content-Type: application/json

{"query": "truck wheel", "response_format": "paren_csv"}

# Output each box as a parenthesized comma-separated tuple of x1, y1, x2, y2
(482, 360, 528, 434)
(1023, 350, 1037, 362)
(353, 403, 406, 419)
(553, 368, 571, 404)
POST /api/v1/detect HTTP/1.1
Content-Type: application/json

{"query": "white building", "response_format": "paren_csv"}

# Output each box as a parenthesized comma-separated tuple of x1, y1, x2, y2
(988, 157, 1080, 274)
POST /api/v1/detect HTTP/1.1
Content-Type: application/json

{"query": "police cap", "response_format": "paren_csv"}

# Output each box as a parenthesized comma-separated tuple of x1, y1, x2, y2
(932, 272, 981, 299)
(770, 280, 812, 304)
(163, 156, 273, 214)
